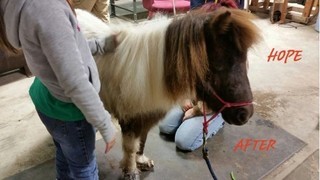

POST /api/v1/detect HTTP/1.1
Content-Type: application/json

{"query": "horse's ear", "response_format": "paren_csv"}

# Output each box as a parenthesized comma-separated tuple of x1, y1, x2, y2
(229, 9, 261, 52)
(210, 8, 232, 35)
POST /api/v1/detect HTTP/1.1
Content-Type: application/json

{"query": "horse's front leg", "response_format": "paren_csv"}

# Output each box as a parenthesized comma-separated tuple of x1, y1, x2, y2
(120, 130, 140, 180)
(119, 119, 140, 180)
(119, 112, 165, 180)
(136, 129, 154, 171)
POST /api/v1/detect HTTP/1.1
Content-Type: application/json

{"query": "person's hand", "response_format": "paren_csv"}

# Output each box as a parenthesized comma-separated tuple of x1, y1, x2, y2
(97, 34, 118, 54)
(182, 99, 193, 112)
(105, 135, 116, 154)
(182, 101, 203, 121)
(183, 108, 195, 121)
(102, 34, 118, 53)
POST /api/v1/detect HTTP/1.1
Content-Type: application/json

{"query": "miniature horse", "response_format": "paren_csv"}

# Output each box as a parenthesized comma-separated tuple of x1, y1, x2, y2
(76, 7, 260, 180)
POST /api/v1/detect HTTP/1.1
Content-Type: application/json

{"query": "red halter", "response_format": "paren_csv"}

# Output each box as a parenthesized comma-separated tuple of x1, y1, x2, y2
(202, 90, 252, 134)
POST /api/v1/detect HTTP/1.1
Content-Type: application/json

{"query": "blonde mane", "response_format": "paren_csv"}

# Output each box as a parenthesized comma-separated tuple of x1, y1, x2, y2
(76, 9, 179, 119)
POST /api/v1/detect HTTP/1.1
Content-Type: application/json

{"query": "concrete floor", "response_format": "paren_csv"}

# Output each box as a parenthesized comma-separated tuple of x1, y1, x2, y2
(0, 7, 319, 180)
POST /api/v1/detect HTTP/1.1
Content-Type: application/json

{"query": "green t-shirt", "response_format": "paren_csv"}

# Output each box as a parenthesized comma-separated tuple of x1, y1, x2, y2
(29, 78, 85, 121)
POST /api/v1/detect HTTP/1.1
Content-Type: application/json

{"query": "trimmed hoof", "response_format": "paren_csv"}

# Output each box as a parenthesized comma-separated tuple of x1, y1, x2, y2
(136, 154, 154, 171)
(122, 170, 140, 180)
(137, 160, 154, 171)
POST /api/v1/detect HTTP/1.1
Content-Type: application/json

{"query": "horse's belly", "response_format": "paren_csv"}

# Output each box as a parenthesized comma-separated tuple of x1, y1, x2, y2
(100, 83, 174, 120)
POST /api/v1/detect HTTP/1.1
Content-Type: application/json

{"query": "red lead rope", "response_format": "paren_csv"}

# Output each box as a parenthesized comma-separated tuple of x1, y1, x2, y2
(202, 91, 252, 180)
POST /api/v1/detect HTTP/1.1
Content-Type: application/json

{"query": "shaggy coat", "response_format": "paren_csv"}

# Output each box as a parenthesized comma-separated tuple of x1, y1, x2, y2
(76, 7, 260, 179)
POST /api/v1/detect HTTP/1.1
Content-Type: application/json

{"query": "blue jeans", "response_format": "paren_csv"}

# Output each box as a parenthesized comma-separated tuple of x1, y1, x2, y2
(159, 106, 225, 151)
(37, 111, 98, 180)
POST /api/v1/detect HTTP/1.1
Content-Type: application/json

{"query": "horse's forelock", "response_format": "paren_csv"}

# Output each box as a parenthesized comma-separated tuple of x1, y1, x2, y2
(164, 13, 209, 99)
(229, 9, 261, 52)
(206, 8, 261, 52)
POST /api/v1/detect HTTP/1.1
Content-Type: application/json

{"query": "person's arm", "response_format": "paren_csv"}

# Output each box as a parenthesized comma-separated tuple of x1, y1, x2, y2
(32, 4, 116, 144)
(87, 39, 103, 56)
(87, 35, 117, 55)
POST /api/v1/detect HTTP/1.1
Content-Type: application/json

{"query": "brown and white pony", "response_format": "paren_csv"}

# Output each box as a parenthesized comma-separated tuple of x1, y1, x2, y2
(76, 7, 260, 180)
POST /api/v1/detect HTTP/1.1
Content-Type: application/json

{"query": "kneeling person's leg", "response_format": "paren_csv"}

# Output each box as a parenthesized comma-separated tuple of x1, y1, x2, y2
(175, 113, 224, 151)
(159, 105, 184, 135)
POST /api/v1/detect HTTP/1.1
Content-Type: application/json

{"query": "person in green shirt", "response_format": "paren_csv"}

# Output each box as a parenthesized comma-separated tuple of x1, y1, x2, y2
(0, 0, 117, 179)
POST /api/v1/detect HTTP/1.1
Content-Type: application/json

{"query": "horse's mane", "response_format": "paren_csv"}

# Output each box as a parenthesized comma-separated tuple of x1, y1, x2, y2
(95, 17, 177, 117)
(164, 8, 260, 101)
(164, 13, 209, 101)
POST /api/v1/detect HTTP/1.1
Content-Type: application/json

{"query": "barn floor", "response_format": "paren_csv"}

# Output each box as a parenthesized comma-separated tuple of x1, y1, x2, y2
(0, 3, 319, 180)
(3, 115, 307, 180)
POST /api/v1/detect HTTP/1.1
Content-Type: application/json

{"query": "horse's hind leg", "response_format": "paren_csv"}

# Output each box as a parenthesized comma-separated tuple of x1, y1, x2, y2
(136, 129, 154, 171)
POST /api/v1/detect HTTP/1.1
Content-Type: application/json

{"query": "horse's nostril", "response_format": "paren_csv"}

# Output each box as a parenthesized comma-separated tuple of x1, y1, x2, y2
(236, 107, 253, 125)
(221, 106, 253, 125)
(237, 111, 248, 123)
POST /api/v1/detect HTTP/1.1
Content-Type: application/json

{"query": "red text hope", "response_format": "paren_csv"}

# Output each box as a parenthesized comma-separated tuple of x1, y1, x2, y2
(233, 138, 276, 152)
(267, 48, 302, 63)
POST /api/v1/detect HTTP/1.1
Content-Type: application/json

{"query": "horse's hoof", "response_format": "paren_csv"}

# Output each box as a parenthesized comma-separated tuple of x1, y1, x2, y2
(122, 170, 140, 180)
(136, 154, 154, 171)
(137, 159, 154, 171)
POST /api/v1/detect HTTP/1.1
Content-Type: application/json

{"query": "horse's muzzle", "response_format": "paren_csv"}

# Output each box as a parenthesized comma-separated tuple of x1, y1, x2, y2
(221, 105, 253, 125)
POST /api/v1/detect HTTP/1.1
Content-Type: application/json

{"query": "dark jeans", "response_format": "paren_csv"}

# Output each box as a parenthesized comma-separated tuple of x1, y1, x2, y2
(37, 111, 98, 180)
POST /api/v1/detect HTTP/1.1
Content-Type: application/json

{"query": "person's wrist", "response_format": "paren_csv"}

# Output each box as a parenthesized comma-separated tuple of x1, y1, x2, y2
(103, 34, 117, 52)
